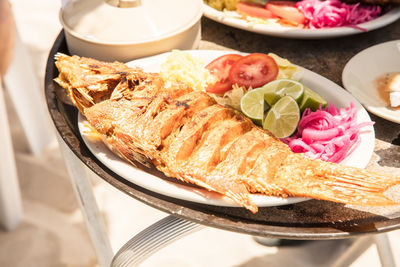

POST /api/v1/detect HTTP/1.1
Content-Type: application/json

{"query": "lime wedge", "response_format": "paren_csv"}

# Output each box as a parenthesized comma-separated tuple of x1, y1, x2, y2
(262, 79, 304, 106)
(299, 86, 328, 112)
(263, 96, 300, 138)
(240, 87, 267, 126)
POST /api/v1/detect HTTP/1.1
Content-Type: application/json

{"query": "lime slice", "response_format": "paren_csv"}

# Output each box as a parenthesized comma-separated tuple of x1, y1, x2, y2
(240, 87, 267, 126)
(262, 79, 304, 106)
(299, 86, 328, 112)
(263, 96, 300, 138)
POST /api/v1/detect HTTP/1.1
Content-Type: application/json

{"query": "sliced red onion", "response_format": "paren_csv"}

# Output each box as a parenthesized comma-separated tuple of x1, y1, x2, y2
(302, 127, 341, 142)
(282, 102, 374, 163)
(296, 0, 382, 29)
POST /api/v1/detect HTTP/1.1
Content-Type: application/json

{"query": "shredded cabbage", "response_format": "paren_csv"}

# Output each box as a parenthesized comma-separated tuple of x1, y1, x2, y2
(296, 0, 382, 29)
(211, 84, 247, 110)
(160, 50, 217, 91)
(283, 102, 374, 163)
(268, 53, 303, 81)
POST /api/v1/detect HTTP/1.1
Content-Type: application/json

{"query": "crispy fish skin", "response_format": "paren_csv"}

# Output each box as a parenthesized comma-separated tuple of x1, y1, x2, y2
(55, 54, 400, 213)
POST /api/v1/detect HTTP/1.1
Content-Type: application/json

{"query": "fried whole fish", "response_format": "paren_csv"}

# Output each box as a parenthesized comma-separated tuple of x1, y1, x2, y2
(54, 54, 400, 213)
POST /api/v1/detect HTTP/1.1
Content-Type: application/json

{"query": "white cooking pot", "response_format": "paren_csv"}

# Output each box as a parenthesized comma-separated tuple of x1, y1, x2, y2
(60, 0, 203, 62)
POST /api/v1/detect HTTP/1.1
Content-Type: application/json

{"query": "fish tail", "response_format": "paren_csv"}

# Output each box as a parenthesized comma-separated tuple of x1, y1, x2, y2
(278, 154, 400, 206)
(317, 164, 399, 206)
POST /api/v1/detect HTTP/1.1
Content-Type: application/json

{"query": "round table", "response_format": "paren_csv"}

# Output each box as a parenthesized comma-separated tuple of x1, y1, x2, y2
(45, 17, 400, 266)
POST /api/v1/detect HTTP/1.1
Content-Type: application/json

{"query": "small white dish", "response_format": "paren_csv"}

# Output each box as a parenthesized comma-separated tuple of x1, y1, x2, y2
(342, 40, 400, 124)
(79, 50, 375, 208)
(203, 5, 400, 39)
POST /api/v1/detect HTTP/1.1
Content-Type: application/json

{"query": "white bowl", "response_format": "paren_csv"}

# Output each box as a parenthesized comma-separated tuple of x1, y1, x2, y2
(60, 0, 203, 62)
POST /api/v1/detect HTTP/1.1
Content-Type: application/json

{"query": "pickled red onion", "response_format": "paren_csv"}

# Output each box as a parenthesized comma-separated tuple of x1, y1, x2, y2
(296, 0, 382, 29)
(282, 102, 374, 163)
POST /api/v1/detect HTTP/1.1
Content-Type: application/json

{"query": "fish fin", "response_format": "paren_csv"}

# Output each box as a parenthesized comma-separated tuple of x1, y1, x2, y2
(175, 170, 258, 213)
(110, 133, 152, 168)
(278, 154, 400, 206)
(244, 177, 289, 198)
(315, 164, 400, 206)
(54, 52, 68, 61)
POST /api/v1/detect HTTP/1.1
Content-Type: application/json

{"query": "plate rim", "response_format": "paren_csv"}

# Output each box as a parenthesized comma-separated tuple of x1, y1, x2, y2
(342, 39, 400, 124)
(79, 49, 375, 208)
(203, 4, 400, 39)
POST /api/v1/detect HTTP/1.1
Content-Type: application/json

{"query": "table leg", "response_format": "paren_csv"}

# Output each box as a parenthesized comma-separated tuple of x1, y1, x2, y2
(57, 134, 113, 267)
(331, 234, 396, 267)
(3, 27, 54, 156)
(374, 233, 396, 267)
(111, 215, 203, 267)
(331, 236, 374, 267)
(0, 80, 22, 231)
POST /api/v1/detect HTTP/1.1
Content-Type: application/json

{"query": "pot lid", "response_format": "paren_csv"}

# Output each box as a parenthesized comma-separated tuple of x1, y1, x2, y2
(62, 0, 203, 44)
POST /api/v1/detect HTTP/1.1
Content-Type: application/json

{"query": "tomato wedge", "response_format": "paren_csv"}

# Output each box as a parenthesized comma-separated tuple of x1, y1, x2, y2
(265, 1, 306, 25)
(236, 2, 276, 19)
(205, 54, 243, 94)
(229, 53, 278, 89)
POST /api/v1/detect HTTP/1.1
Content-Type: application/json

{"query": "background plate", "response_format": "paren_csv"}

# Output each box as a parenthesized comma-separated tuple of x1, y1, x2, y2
(79, 50, 375, 208)
(342, 40, 400, 124)
(203, 5, 400, 39)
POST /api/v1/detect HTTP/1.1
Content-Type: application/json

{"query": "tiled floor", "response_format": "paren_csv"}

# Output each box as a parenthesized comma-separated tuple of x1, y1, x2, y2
(1, 1, 399, 266)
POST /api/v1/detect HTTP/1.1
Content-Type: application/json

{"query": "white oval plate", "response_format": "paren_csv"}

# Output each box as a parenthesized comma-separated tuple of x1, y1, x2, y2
(342, 40, 400, 124)
(203, 4, 400, 39)
(79, 50, 375, 208)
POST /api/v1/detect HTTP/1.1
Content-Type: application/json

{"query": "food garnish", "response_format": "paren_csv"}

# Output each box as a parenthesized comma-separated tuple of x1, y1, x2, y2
(240, 86, 266, 125)
(164, 51, 294, 110)
(266, 1, 306, 25)
(296, 0, 382, 29)
(263, 95, 300, 138)
(205, 53, 279, 93)
(236, 1, 277, 19)
(283, 102, 373, 163)
(229, 53, 279, 88)
(299, 86, 328, 112)
(263, 78, 305, 106)
(205, 54, 243, 94)
(160, 50, 217, 91)
(269, 53, 303, 80)
(205, 0, 238, 11)
(241, 78, 327, 138)
(205, 0, 384, 30)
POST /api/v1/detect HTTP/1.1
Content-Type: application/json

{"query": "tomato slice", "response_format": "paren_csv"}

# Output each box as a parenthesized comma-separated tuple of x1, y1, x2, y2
(229, 53, 279, 89)
(265, 1, 306, 25)
(205, 54, 243, 94)
(236, 1, 276, 19)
